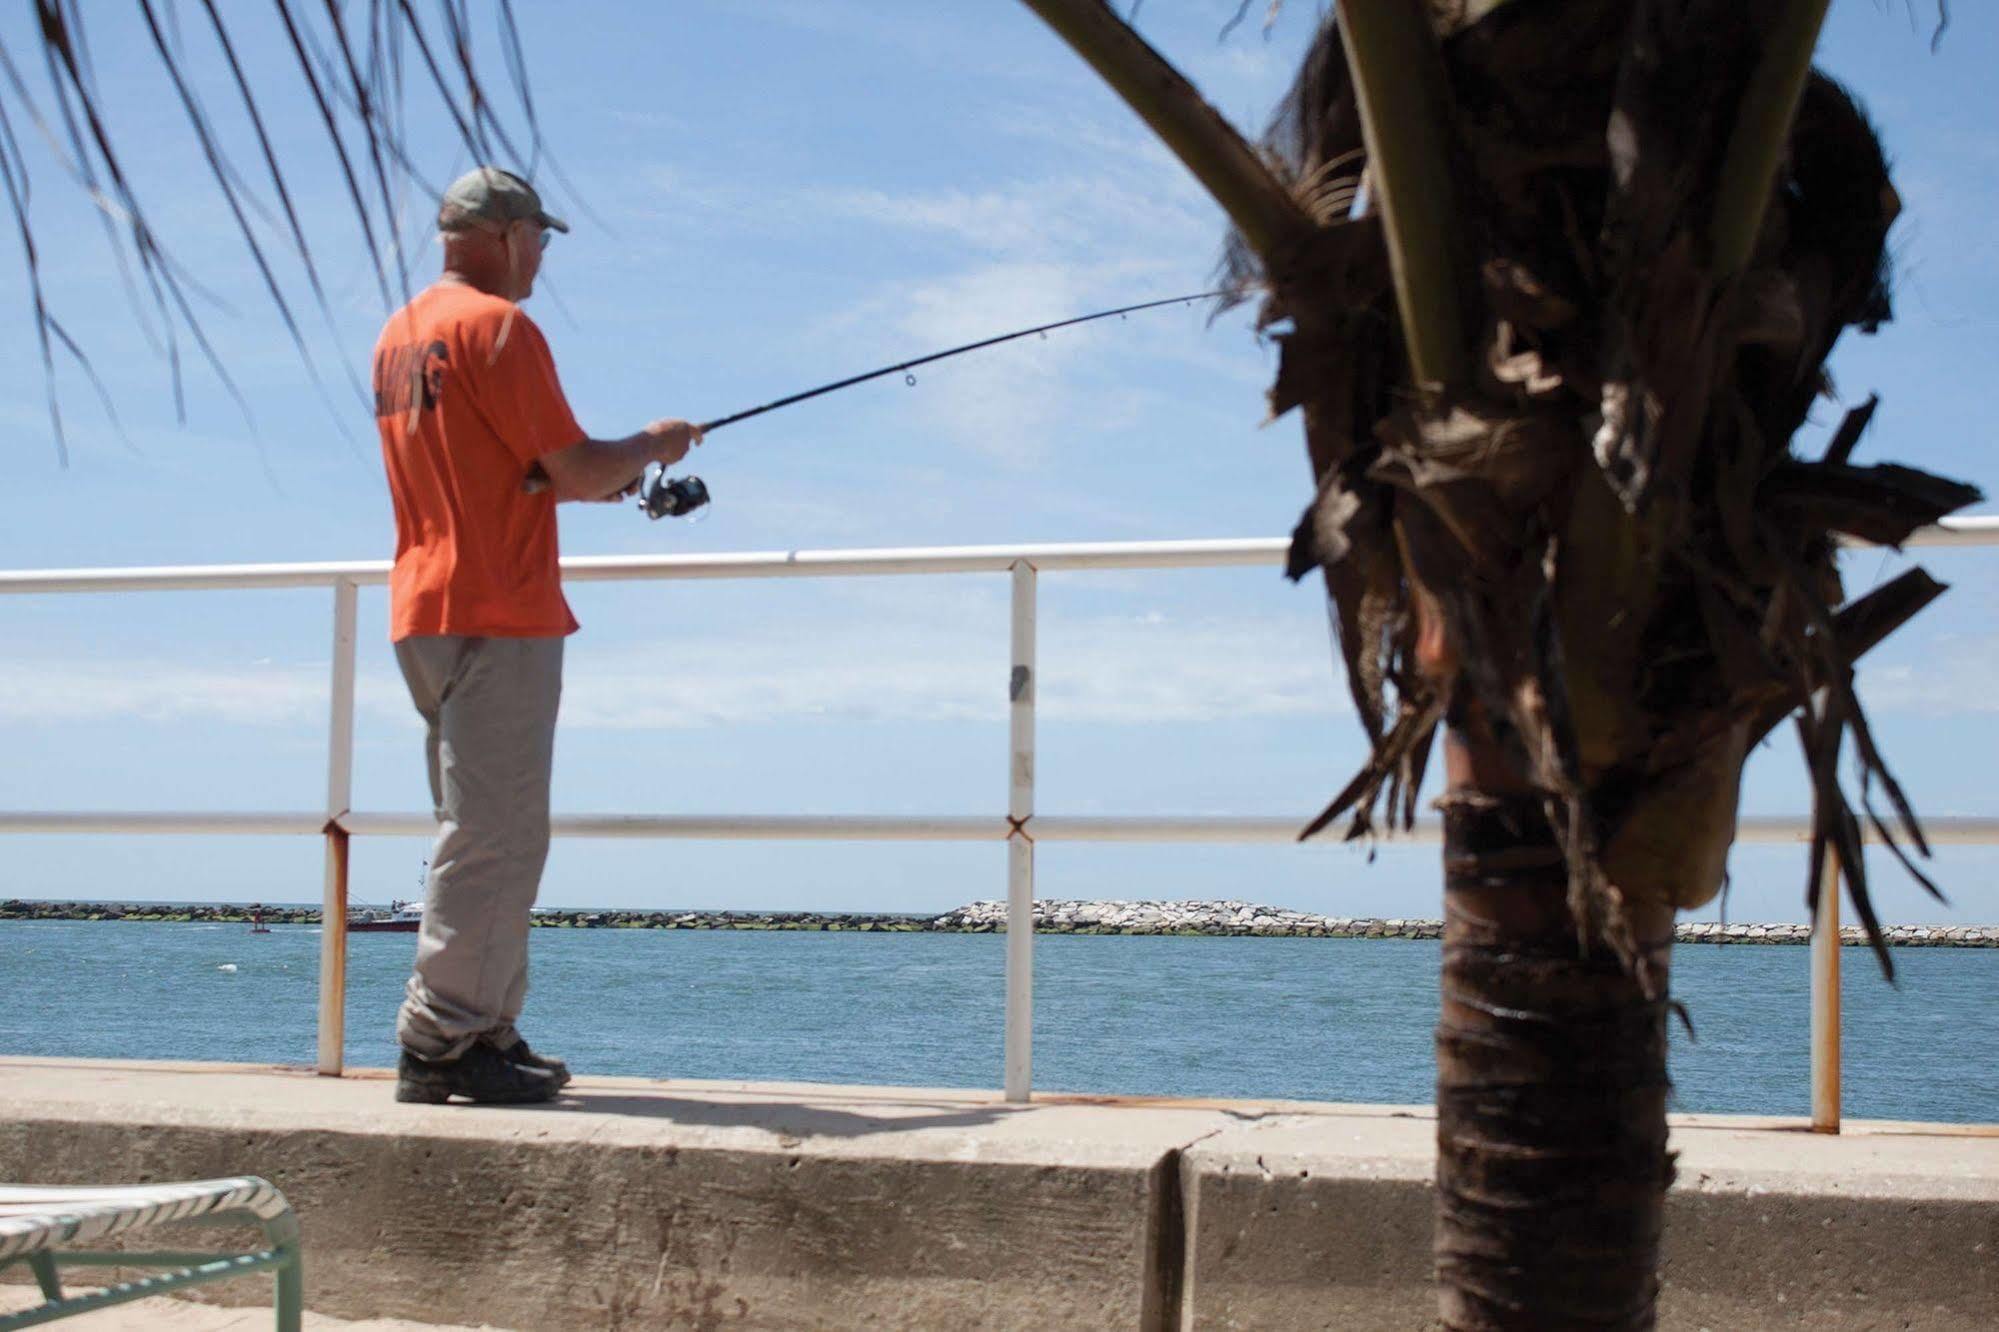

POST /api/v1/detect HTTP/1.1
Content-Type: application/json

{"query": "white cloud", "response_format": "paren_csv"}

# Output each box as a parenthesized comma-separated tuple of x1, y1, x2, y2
(707, 0, 995, 69)
(1859, 634, 1999, 714)
(843, 263, 1107, 464)
(796, 163, 1229, 463)
(1040, 610, 1341, 723)
(557, 599, 1340, 729)
(18, 611, 1979, 737)
(808, 172, 1214, 266)
(0, 602, 1344, 732)
(618, 101, 1250, 464)
(985, 109, 1187, 176)
(561, 604, 1339, 728)
(0, 657, 405, 728)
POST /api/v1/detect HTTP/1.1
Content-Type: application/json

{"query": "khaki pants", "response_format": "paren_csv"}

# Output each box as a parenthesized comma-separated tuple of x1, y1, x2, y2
(392, 635, 564, 1060)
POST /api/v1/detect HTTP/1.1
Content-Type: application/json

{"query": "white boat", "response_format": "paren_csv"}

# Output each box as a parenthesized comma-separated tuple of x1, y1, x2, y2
(347, 899, 422, 933)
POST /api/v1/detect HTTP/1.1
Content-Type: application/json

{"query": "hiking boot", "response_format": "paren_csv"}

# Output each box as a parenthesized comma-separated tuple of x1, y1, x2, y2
(395, 1042, 562, 1105)
(490, 1035, 571, 1088)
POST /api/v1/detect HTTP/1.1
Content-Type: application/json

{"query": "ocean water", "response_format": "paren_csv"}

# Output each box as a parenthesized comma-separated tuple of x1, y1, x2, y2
(0, 921, 1993, 1123)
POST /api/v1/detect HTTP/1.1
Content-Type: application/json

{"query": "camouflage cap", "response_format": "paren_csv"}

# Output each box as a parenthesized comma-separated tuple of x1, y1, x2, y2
(438, 167, 569, 235)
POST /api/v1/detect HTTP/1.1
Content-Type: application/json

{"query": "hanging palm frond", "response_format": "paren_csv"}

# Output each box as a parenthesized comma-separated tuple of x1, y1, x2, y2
(3, 0, 554, 459)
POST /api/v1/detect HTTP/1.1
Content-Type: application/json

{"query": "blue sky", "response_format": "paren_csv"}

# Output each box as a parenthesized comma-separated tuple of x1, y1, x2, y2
(0, 2, 1993, 926)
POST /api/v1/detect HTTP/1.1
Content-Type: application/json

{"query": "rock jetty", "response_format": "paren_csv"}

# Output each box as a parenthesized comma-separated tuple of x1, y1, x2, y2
(530, 909, 927, 932)
(929, 900, 1999, 945)
(1, 898, 1993, 945)
(0, 901, 321, 925)
(931, 899, 1439, 937)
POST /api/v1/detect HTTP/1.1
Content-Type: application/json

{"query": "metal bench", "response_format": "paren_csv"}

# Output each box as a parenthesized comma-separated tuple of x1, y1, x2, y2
(0, 1177, 300, 1329)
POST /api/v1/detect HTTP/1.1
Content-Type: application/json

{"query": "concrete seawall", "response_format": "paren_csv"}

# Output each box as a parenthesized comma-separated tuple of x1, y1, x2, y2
(5, 899, 1995, 946)
(2, 1059, 1994, 1329)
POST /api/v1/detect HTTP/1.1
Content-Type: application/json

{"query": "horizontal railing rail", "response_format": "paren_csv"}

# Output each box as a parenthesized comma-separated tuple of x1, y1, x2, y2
(2, 516, 1992, 596)
(4, 811, 1998, 844)
(2, 516, 1994, 1115)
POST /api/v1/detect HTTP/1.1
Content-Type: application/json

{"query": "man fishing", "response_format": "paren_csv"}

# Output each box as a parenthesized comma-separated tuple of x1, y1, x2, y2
(374, 166, 700, 1105)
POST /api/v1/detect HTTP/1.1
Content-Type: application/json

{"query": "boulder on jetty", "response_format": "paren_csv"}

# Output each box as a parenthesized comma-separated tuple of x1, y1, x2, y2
(927, 900, 1444, 939)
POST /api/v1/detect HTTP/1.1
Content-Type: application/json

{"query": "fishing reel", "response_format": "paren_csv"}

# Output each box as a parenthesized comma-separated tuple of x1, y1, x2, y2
(639, 466, 711, 520)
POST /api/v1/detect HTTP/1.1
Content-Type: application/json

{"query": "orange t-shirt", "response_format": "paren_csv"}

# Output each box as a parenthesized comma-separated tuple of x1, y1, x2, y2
(373, 283, 585, 641)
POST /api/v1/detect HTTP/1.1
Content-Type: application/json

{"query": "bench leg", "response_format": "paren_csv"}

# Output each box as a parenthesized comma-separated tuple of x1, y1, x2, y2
(26, 1251, 62, 1302)
(273, 1250, 302, 1332)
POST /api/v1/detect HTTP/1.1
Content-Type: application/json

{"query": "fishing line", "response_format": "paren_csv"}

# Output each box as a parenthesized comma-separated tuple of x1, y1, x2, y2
(636, 290, 1222, 518)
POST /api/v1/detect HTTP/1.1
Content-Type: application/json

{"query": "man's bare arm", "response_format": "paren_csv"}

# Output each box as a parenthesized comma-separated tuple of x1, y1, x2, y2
(536, 419, 701, 502)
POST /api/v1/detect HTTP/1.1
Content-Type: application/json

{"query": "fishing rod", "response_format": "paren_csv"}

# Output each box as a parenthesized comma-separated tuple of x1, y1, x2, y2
(635, 290, 1222, 519)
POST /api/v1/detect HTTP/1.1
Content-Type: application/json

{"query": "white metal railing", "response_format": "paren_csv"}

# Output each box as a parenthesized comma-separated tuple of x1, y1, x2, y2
(2, 518, 1994, 1114)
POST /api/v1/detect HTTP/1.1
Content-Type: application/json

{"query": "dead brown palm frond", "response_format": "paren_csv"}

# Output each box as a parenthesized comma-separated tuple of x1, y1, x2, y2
(316, 1, 417, 297)
(1219, 0, 1284, 44)
(1208, 4, 1979, 974)
(30, 1, 196, 424)
(138, 0, 339, 422)
(197, 0, 369, 411)
(0, 36, 161, 359)
(0, 87, 71, 463)
(4, 0, 553, 461)
(1291, 146, 1366, 225)
(1237, 11, 1979, 978)
(1886, 0, 1954, 52)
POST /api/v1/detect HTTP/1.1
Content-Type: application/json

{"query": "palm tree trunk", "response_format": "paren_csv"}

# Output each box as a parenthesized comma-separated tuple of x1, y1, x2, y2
(1433, 735, 1675, 1331)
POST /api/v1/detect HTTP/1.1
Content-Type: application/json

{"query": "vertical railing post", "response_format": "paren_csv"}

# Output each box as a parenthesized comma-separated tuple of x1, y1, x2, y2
(1810, 846, 1842, 1132)
(1004, 560, 1038, 1103)
(317, 580, 358, 1077)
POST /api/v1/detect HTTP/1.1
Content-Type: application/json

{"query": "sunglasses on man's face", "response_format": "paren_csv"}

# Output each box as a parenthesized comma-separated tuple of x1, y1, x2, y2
(462, 220, 551, 252)
(495, 221, 550, 251)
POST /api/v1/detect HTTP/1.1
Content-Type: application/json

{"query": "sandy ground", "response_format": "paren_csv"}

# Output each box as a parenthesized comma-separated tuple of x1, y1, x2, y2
(0, 1285, 510, 1330)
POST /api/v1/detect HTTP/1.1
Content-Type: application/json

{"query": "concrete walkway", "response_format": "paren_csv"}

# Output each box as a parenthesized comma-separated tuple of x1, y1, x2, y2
(2, 1058, 1994, 1329)
(0, 1286, 504, 1330)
